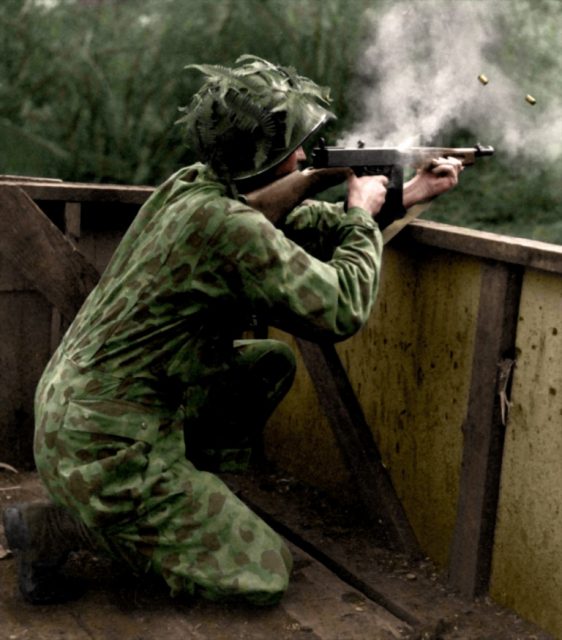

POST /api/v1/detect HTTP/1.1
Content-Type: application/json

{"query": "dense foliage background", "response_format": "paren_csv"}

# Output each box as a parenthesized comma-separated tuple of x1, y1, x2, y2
(1, 0, 561, 243)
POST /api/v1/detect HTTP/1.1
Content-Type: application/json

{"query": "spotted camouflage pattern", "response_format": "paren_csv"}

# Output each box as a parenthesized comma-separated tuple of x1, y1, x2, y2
(33, 163, 383, 604)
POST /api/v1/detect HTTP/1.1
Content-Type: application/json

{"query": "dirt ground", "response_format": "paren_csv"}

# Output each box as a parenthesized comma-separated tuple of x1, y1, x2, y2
(0, 465, 554, 640)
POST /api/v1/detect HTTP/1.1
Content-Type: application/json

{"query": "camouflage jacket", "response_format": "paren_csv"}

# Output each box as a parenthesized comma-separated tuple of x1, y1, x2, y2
(57, 163, 383, 397)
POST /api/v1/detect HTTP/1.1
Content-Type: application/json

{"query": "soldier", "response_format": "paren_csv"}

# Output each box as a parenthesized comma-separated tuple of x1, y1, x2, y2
(3, 56, 461, 605)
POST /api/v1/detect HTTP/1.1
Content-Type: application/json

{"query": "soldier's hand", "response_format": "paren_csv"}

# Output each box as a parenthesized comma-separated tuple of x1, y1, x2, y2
(347, 174, 389, 217)
(425, 156, 463, 197)
(403, 157, 463, 207)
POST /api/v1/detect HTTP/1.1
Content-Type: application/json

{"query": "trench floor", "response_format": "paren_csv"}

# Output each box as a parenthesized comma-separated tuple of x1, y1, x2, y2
(0, 467, 553, 640)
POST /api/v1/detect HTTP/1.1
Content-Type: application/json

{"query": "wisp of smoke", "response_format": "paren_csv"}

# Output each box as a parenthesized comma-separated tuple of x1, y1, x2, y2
(345, 0, 562, 163)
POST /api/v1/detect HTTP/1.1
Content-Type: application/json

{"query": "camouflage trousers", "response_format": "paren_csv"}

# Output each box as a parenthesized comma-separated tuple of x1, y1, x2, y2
(33, 339, 296, 605)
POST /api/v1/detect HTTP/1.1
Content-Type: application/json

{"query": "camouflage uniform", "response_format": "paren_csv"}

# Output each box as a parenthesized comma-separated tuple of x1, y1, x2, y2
(33, 163, 383, 604)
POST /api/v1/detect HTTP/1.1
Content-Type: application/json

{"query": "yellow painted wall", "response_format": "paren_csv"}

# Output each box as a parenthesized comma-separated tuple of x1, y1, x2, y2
(491, 269, 562, 638)
(264, 330, 353, 498)
(265, 244, 481, 565)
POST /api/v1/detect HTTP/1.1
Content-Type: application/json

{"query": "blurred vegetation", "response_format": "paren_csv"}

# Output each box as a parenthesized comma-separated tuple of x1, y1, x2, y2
(427, 0, 562, 244)
(0, 0, 372, 183)
(0, 0, 561, 244)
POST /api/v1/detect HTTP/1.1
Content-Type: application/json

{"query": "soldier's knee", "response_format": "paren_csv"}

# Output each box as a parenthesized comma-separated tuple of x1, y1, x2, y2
(247, 541, 293, 606)
(268, 338, 296, 369)
(264, 340, 296, 390)
(236, 338, 296, 379)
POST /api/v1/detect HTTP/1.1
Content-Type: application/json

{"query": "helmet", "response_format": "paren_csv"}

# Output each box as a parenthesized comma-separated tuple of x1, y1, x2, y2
(177, 55, 335, 181)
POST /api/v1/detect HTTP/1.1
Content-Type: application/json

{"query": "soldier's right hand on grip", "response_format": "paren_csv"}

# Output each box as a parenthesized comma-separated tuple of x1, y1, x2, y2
(347, 174, 389, 217)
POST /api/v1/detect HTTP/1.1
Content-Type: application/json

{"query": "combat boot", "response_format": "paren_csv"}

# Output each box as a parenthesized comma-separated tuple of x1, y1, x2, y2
(2, 501, 97, 604)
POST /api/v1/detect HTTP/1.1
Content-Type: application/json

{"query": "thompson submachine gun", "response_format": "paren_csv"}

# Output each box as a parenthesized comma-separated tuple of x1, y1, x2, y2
(311, 140, 494, 229)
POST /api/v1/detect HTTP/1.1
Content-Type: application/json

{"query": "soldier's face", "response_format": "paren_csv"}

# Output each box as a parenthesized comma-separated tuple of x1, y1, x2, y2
(274, 147, 306, 177)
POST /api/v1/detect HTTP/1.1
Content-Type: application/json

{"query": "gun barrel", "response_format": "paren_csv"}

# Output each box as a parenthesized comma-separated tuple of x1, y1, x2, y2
(406, 145, 494, 159)
(407, 145, 495, 167)
(311, 144, 494, 170)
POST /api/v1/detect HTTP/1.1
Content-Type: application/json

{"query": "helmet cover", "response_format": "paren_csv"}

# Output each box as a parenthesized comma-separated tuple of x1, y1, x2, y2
(177, 55, 335, 180)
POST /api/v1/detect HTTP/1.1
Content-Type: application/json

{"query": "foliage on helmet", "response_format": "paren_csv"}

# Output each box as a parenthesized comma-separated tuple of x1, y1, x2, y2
(177, 55, 335, 180)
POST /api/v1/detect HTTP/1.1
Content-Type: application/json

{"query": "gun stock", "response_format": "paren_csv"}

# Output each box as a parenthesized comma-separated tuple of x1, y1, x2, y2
(244, 167, 351, 226)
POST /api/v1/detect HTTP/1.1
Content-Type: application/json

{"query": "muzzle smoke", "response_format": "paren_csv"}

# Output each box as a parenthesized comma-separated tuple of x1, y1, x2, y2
(345, 0, 562, 163)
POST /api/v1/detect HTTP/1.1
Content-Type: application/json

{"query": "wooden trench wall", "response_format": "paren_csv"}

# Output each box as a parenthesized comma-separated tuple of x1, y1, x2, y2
(1, 179, 561, 638)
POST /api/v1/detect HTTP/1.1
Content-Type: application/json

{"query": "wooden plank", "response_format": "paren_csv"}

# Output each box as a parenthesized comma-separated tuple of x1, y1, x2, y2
(448, 261, 523, 596)
(0, 254, 33, 293)
(0, 178, 153, 205)
(280, 544, 409, 639)
(489, 270, 562, 632)
(64, 201, 82, 245)
(0, 547, 408, 640)
(6, 178, 562, 274)
(296, 338, 421, 557)
(402, 219, 562, 275)
(5, 178, 562, 275)
(0, 291, 52, 468)
(0, 186, 99, 323)
(1, 476, 410, 640)
(50, 203, 83, 352)
(0, 174, 63, 183)
(225, 470, 555, 640)
(79, 211, 135, 274)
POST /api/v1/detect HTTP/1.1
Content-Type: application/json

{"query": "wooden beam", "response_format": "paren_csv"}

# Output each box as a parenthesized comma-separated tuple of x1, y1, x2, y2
(448, 261, 523, 596)
(50, 202, 84, 352)
(296, 338, 421, 557)
(0, 178, 153, 205)
(401, 219, 562, 275)
(0, 186, 100, 323)
(64, 202, 82, 245)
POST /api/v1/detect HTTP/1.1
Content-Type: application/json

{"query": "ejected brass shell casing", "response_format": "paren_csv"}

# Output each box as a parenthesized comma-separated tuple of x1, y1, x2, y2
(525, 94, 537, 105)
(478, 74, 489, 85)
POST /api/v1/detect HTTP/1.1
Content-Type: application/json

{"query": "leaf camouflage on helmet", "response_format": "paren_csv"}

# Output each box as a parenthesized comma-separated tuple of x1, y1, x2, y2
(177, 55, 335, 181)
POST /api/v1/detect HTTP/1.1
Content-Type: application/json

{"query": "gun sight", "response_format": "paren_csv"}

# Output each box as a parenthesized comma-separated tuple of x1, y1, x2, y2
(474, 144, 494, 157)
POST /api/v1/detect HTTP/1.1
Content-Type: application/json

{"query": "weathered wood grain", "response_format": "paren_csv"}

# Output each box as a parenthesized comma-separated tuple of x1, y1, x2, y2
(448, 261, 523, 596)
(0, 186, 99, 322)
(296, 338, 421, 558)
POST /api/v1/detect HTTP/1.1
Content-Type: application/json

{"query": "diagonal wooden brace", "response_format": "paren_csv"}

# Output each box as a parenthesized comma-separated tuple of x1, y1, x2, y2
(296, 338, 421, 557)
(0, 186, 100, 322)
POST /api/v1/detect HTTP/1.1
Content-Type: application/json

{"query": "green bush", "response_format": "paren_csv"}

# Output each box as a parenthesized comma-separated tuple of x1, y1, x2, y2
(0, 0, 560, 244)
(0, 0, 374, 184)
